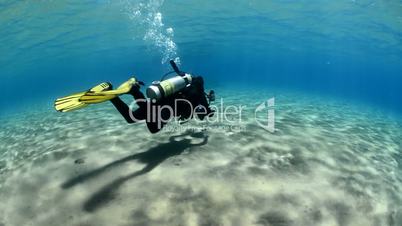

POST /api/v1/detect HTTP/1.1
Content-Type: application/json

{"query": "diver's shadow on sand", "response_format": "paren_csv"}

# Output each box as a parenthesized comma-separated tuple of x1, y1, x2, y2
(61, 131, 208, 212)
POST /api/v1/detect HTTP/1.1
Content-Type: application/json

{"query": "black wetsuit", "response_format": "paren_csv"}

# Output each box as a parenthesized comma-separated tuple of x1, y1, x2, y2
(110, 76, 213, 133)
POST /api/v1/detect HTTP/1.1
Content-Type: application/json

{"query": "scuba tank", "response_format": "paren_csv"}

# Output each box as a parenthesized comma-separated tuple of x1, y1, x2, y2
(146, 60, 192, 100)
(146, 74, 192, 100)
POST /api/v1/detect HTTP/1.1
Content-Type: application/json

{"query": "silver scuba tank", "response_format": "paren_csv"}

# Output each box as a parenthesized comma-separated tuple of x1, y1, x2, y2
(146, 73, 193, 100)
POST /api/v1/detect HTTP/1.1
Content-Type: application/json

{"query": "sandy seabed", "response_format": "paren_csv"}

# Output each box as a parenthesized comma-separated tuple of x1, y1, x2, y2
(0, 90, 401, 226)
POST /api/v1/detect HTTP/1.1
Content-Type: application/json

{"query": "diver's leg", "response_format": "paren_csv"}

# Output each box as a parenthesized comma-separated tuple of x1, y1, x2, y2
(110, 85, 149, 123)
(129, 87, 147, 109)
(127, 86, 163, 132)
(110, 97, 145, 123)
(123, 87, 167, 133)
(145, 102, 174, 133)
(146, 121, 163, 133)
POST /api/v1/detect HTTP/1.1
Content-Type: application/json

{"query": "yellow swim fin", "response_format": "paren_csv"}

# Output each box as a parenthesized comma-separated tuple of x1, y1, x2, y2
(79, 78, 137, 104)
(54, 82, 112, 112)
(54, 78, 139, 112)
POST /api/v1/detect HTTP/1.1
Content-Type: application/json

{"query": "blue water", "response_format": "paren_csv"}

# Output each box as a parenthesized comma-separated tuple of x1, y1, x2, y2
(1, 0, 402, 115)
(2, 2, 402, 225)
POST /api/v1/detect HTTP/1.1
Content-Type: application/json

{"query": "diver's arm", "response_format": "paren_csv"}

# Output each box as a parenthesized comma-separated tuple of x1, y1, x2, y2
(191, 76, 214, 119)
(199, 94, 213, 113)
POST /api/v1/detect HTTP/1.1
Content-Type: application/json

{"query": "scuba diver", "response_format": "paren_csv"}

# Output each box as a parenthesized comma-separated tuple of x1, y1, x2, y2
(54, 60, 215, 133)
